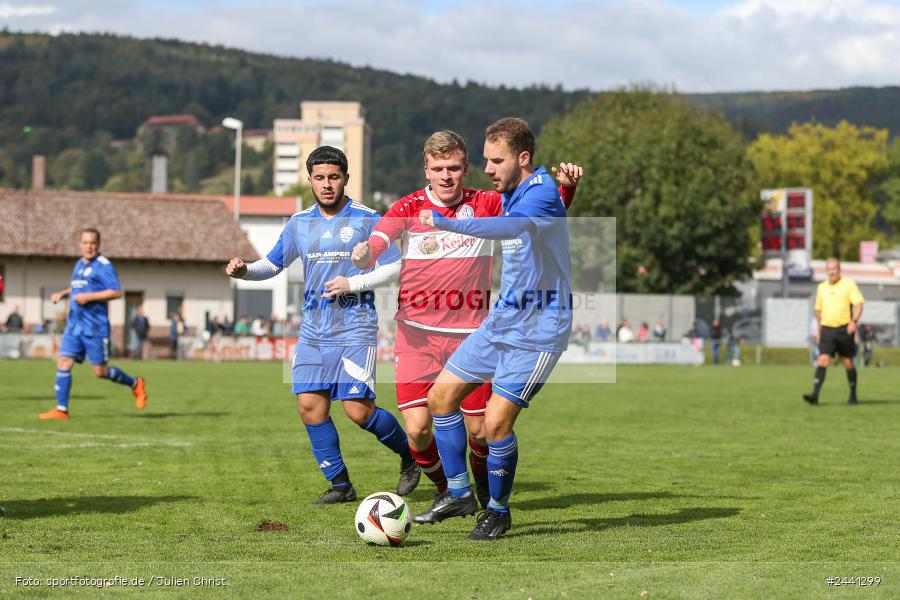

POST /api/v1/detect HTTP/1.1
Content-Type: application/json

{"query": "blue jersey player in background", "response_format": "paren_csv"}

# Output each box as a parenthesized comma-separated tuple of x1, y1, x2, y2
(40, 228, 148, 420)
(419, 118, 573, 539)
(226, 146, 418, 504)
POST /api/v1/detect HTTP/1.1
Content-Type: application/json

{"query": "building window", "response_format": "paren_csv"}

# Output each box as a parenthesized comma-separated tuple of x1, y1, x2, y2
(166, 293, 184, 320)
(321, 126, 344, 149)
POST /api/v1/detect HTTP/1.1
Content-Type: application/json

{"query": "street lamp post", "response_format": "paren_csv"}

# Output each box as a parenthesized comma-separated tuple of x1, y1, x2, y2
(222, 117, 243, 220)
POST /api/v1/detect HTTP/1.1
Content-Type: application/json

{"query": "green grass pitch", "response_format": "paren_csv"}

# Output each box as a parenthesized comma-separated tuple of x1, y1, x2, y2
(2, 360, 899, 598)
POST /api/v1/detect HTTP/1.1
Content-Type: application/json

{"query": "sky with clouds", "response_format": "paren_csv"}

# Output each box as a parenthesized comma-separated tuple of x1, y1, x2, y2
(2, 0, 900, 92)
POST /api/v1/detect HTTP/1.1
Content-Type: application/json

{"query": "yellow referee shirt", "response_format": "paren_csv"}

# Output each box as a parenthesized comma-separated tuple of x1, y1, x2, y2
(815, 277, 864, 327)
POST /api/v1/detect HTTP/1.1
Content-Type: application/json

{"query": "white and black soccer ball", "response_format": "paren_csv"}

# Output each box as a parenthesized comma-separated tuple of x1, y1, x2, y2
(354, 492, 411, 546)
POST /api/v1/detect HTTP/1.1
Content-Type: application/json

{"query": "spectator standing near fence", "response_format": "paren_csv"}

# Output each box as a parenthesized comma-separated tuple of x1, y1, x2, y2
(618, 320, 634, 343)
(4, 306, 24, 332)
(803, 258, 864, 406)
(710, 319, 722, 364)
(132, 307, 150, 360)
(652, 319, 666, 342)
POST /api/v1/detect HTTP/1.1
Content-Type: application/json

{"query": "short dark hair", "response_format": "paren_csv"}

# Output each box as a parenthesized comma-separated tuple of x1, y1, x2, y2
(485, 117, 535, 161)
(306, 146, 348, 174)
(81, 228, 101, 244)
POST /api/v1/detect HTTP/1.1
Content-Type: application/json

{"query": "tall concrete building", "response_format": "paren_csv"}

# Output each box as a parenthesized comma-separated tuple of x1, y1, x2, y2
(273, 101, 371, 202)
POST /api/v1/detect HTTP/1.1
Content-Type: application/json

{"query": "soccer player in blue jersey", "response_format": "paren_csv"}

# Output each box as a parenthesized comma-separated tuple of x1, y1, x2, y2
(40, 228, 148, 420)
(226, 146, 417, 504)
(418, 117, 573, 539)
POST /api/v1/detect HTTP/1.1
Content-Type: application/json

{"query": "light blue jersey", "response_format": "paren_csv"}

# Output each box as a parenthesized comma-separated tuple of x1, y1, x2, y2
(65, 255, 121, 338)
(267, 198, 401, 346)
(433, 166, 572, 352)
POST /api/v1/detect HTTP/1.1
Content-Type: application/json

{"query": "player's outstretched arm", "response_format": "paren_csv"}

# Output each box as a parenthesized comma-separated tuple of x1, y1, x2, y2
(226, 257, 283, 281)
(73, 289, 123, 305)
(322, 261, 402, 298)
(420, 210, 533, 240)
(51, 288, 71, 303)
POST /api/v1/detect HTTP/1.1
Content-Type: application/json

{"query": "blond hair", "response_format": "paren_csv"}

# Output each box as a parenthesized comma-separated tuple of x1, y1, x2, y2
(423, 130, 468, 164)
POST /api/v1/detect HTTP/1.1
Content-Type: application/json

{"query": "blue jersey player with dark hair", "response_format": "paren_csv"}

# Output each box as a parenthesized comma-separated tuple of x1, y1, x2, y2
(40, 228, 148, 420)
(418, 117, 573, 539)
(226, 146, 418, 504)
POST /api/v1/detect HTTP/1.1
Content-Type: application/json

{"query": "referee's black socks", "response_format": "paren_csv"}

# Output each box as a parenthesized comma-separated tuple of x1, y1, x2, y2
(810, 366, 827, 400)
(846, 367, 858, 403)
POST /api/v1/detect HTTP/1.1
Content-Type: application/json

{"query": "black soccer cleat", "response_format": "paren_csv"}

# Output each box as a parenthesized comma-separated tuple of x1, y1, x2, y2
(397, 455, 421, 496)
(311, 484, 357, 505)
(412, 491, 477, 524)
(803, 394, 818, 406)
(467, 508, 512, 541)
(848, 396, 859, 405)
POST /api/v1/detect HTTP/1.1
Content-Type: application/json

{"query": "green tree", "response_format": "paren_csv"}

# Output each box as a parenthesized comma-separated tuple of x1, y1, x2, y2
(537, 88, 759, 294)
(49, 148, 87, 190)
(748, 121, 887, 260)
(874, 139, 900, 242)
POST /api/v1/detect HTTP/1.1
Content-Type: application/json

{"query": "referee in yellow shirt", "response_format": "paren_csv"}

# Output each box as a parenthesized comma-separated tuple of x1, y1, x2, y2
(804, 258, 864, 405)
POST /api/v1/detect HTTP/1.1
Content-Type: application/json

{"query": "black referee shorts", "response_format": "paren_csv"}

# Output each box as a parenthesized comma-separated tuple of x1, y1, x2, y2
(819, 325, 856, 358)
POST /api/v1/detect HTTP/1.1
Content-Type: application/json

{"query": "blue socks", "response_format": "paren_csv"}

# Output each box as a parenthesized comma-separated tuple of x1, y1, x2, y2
(432, 410, 471, 497)
(362, 407, 411, 458)
(106, 366, 136, 389)
(54, 369, 72, 411)
(487, 433, 518, 514)
(305, 418, 347, 484)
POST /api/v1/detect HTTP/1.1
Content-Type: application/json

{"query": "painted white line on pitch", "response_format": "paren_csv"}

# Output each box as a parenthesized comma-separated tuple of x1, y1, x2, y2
(0, 441, 191, 449)
(0, 427, 193, 447)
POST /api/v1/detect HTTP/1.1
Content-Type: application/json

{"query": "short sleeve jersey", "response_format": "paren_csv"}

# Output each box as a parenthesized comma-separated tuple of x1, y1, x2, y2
(66, 255, 121, 337)
(266, 198, 401, 345)
(815, 277, 864, 327)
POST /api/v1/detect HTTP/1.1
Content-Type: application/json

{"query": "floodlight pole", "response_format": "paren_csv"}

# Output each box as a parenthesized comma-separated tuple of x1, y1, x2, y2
(223, 117, 243, 221)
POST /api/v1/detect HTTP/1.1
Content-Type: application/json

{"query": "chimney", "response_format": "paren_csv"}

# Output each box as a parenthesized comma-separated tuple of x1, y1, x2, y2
(151, 154, 168, 194)
(32, 155, 45, 191)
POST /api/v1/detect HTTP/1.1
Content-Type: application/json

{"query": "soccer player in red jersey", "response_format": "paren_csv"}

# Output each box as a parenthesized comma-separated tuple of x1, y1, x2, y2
(351, 130, 580, 522)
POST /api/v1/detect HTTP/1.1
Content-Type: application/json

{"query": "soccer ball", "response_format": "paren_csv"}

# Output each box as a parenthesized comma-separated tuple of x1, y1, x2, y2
(354, 492, 411, 546)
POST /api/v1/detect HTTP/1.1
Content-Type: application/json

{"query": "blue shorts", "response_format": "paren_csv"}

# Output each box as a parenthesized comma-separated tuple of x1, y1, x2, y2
(59, 332, 109, 365)
(445, 326, 562, 408)
(292, 343, 377, 400)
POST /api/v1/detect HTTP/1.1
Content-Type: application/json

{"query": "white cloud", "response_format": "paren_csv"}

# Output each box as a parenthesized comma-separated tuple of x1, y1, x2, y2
(4, 0, 900, 92)
(0, 2, 57, 18)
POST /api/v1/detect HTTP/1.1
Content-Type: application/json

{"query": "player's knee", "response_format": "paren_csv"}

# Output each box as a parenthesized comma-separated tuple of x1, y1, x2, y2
(484, 417, 512, 441)
(427, 385, 451, 412)
(347, 402, 375, 427)
(405, 421, 432, 443)
(92, 366, 107, 378)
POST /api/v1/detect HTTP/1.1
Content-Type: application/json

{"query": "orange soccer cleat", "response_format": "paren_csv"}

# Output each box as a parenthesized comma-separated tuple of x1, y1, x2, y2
(132, 376, 148, 410)
(39, 408, 70, 420)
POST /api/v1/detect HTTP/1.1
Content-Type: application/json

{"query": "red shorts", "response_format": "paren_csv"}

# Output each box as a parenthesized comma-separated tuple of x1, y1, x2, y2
(393, 322, 490, 415)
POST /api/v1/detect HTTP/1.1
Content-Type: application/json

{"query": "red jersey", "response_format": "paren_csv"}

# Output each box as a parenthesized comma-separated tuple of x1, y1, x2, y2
(368, 184, 574, 333)
(369, 186, 498, 333)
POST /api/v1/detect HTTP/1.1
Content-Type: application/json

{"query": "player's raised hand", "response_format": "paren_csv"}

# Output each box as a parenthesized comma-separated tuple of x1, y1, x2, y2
(552, 162, 583, 188)
(225, 258, 247, 279)
(419, 209, 435, 228)
(51, 292, 64, 304)
(322, 276, 352, 299)
(351, 241, 371, 269)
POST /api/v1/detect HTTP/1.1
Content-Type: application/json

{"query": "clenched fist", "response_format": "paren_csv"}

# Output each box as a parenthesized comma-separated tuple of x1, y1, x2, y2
(352, 241, 371, 269)
(225, 257, 247, 279)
